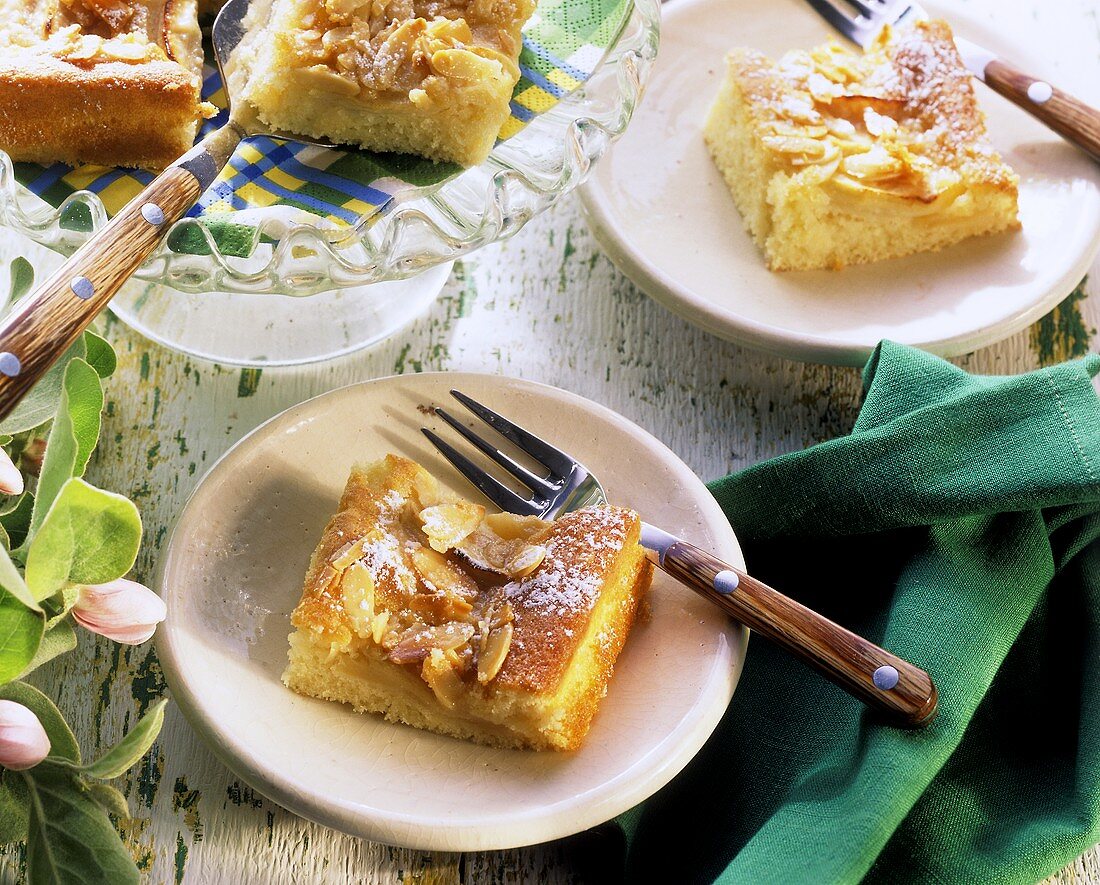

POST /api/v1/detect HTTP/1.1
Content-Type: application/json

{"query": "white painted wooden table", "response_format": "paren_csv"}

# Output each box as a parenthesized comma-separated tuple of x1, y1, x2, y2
(0, 0, 1098, 879)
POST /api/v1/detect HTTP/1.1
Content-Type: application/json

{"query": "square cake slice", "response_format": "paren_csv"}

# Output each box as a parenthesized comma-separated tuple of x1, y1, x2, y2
(0, 0, 207, 170)
(704, 20, 1019, 271)
(283, 454, 653, 750)
(230, 0, 536, 166)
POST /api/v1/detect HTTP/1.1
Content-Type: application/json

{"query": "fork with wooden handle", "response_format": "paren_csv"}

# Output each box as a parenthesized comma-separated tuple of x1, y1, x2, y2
(0, 127, 242, 422)
(0, 0, 339, 422)
(421, 389, 939, 728)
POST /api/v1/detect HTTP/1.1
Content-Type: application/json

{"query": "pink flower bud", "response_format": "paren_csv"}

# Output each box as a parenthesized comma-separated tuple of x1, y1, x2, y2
(0, 701, 50, 770)
(0, 448, 23, 497)
(73, 579, 167, 645)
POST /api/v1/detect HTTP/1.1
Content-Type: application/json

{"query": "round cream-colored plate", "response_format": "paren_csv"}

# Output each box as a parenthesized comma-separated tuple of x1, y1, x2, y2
(580, 0, 1100, 365)
(155, 373, 746, 851)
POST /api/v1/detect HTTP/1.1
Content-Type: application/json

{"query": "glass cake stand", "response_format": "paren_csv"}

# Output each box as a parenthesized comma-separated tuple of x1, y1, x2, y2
(0, 0, 659, 366)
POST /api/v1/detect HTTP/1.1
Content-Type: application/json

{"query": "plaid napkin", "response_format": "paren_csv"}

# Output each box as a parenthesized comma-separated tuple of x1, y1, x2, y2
(12, 0, 631, 254)
(614, 341, 1100, 884)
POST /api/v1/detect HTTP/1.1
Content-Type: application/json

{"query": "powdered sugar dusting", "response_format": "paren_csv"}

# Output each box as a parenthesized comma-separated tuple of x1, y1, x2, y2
(357, 490, 415, 590)
(504, 507, 627, 615)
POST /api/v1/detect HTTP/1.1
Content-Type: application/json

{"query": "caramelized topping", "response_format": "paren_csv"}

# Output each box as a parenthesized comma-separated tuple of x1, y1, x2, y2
(738, 21, 1004, 209)
(327, 468, 545, 687)
(282, 0, 522, 99)
(59, 0, 135, 35)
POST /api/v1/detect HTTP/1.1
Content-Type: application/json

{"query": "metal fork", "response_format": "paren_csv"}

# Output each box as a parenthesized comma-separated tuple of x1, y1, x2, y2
(422, 389, 938, 727)
(803, 0, 1100, 162)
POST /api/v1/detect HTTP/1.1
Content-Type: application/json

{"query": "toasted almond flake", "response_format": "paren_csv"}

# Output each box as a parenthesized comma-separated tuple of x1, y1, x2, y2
(340, 562, 375, 636)
(411, 545, 478, 598)
(329, 536, 370, 570)
(418, 502, 485, 553)
(316, 563, 340, 591)
(388, 622, 475, 663)
(370, 611, 389, 644)
(477, 622, 513, 684)
(506, 544, 546, 578)
(423, 649, 464, 709)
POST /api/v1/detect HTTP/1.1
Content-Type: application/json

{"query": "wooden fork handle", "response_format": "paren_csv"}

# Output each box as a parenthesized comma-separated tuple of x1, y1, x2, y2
(660, 540, 938, 727)
(0, 124, 242, 421)
(983, 59, 1100, 163)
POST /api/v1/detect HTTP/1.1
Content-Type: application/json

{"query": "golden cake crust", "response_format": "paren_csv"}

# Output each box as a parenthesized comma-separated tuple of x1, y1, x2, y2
(285, 454, 652, 750)
(0, 59, 203, 170)
(494, 507, 640, 695)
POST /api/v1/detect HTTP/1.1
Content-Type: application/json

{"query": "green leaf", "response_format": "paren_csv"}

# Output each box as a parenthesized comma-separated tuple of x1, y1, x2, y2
(0, 489, 25, 517)
(18, 620, 75, 679)
(0, 770, 29, 843)
(81, 699, 166, 781)
(0, 338, 86, 436)
(81, 332, 116, 380)
(64, 360, 102, 478)
(1, 493, 33, 552)
(27, 359, 103, 544)
(24, 479, 142, 602)
(85, 782, 129, 820)
(23, 765, 139, 885)
(8, 258, 34, 306)
(0, 544, 39, 612)
(0, 683, 78, 762)
(40, 587, 77, 630)
(0, 592, 43, 684)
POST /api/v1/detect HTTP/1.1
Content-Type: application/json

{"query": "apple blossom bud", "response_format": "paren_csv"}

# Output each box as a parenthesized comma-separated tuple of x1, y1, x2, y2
(0, 701, 50, 770)
(0, 448, 23, 497)
(73, 579, 167, 645)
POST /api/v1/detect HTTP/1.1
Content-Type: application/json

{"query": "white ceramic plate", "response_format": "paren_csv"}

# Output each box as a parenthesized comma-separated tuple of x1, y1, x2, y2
(155, 373, 746, 851)
(579, 0, 1100, 365)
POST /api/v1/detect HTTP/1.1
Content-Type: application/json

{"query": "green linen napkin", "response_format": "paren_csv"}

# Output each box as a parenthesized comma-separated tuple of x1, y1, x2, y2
(615, 341, 1100, 884)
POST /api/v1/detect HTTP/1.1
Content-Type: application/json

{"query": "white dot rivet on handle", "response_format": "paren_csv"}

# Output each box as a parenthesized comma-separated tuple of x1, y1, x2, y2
(1027, 81, 1053, 103)
(141, 202, 165, 226)
(714, 569, 740, 595)
(70, 276, 94, 300)
(873, 665, 900, 690)
(0, 353, 20, 377)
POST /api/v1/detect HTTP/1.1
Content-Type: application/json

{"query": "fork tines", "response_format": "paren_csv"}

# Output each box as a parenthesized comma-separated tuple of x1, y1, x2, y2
(421, 389, 574, 517)
(803, 0, 912, 46)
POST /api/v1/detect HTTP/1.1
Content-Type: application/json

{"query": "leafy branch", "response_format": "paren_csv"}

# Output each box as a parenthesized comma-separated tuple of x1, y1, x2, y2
(0, 262, 163, 884)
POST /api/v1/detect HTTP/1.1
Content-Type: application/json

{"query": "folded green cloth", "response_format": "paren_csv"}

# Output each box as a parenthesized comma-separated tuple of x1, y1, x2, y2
(616, 341, 1100, 884)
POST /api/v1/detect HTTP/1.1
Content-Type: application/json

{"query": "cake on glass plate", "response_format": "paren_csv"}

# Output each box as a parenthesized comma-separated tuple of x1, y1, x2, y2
(283, 454, 653, 750)
(0, 0, 208, 169)
(704, 20, 1019, 271)
(230, 0, 536, 166)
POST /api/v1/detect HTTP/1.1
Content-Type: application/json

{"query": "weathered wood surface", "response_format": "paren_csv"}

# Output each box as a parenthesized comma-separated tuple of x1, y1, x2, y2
(0, 0, 1097, 880)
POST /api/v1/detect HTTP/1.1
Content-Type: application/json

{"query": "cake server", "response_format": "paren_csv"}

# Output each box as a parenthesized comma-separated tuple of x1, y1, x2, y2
(420, 389, 938, 728)
(803, 0, 1100, 163)
(0, 0, 336, 421)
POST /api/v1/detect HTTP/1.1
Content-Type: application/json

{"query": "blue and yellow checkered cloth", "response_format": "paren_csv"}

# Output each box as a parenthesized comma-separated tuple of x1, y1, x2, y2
(12, 0, 629, 243)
